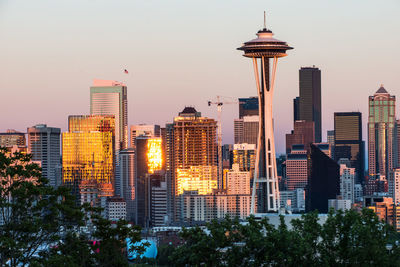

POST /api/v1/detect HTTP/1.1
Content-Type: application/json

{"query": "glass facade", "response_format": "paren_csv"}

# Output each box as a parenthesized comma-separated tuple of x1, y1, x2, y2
(90, 81, 128, 151)
(147, 138, 162, 174)
(176, 166, 218, 195)
(62, 115, 115, 203)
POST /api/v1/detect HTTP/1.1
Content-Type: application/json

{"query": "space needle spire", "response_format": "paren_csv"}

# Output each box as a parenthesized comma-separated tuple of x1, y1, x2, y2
(238, 13, 293, 214)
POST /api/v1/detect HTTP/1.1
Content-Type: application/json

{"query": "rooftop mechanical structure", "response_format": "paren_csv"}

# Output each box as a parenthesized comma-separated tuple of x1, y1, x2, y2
(238, 14, 293, 214)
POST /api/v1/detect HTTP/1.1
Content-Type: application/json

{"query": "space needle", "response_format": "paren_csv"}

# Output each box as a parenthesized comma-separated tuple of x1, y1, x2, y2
(238, 13, 293, 214)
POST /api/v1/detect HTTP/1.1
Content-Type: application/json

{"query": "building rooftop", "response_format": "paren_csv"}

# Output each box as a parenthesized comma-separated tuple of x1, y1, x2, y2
(180, 106, 197, 114)
(375, 85, 388, 94)
(178, 106, 202, 117)
(93, 79, 125, 87)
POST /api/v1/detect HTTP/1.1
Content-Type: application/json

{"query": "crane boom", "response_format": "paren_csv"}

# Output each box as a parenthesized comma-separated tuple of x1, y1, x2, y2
(207, 96, 241, 190)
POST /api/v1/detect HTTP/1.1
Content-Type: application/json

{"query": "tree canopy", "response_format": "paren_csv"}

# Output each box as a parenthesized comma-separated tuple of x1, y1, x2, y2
(0, 147, 143, 266)
(170, 210, 400, 266)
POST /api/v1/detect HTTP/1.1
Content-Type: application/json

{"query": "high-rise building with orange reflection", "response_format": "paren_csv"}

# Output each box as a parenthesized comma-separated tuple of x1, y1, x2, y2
(62, 115, 115, 205)
(165, 107, 217, 221)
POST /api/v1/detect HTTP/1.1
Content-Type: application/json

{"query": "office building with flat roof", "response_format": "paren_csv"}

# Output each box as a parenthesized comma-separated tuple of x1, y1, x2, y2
(28, 124, 61, 187)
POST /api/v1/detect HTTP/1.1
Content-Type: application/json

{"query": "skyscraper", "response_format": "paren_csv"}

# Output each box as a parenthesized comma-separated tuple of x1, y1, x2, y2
(334, 112, 364, 184)
(119, 148, 135, 221)
(90, 79, 128, 151)
(306, 144, 340, 213)
(62, 115, 115, 204)
(27, 124, 61, 187)
(368, 86, 396, 179)
(165, 107, 218, 220)
(238, 97, 259, 118)
(135, 136, 163, 226)
(299, 66, 322, 142)
(173, 107, 217, 168)
(238, 17, 293, 213)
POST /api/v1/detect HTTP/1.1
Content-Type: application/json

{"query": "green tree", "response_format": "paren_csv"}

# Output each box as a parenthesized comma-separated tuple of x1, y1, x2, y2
(91, 213, 143, 267)
(319, 208, 400, 266)
(170, 210, 400, 266)
(32, 232, 95, 267)
(0, 147, 83, 266)
(157, 244, 175, 266)
(0, 147, 144, 266)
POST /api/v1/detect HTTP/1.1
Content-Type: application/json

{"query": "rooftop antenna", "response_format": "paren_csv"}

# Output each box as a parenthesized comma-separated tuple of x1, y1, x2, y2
(264, 11, 266, 29)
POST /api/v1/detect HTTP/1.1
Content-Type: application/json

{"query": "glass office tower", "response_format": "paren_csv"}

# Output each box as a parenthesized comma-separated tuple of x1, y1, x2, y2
(62, 115, 115, 204)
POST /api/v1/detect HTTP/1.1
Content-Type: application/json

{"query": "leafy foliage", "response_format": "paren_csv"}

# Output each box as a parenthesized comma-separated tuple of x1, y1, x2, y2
(0, 147, 143, 266)
(170, 210, 400, 266)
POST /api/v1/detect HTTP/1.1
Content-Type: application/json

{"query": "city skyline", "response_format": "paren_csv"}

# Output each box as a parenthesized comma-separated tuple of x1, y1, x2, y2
(1, 1, 399, 155)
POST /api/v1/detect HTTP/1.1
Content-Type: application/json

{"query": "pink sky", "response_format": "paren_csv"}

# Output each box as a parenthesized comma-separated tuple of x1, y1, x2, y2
(0, 0, 399, 154)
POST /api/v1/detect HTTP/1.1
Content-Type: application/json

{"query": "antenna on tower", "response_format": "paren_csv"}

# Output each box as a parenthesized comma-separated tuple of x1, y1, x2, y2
(264, 11, 266, 29)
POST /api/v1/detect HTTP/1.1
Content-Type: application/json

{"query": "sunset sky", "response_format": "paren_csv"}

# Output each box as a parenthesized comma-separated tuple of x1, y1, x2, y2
(1, 0, 399, 154)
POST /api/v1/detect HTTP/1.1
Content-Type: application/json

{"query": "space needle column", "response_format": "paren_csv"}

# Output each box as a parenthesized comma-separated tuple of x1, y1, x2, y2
(238, 15, 293, 214)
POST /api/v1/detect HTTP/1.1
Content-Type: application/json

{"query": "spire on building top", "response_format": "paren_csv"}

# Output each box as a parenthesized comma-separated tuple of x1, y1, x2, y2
(264, 11, 266, 29)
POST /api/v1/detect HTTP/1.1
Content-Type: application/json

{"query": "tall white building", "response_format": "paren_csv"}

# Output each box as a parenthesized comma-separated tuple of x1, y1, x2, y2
(340, 164, 355, 203)
(389, 169, 400, 205)
(90, 79, 128, 151)
(27, 124, 61, 187)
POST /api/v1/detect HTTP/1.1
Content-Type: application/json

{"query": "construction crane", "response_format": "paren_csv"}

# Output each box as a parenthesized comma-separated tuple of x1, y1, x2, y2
(208, 96, 241, 189)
